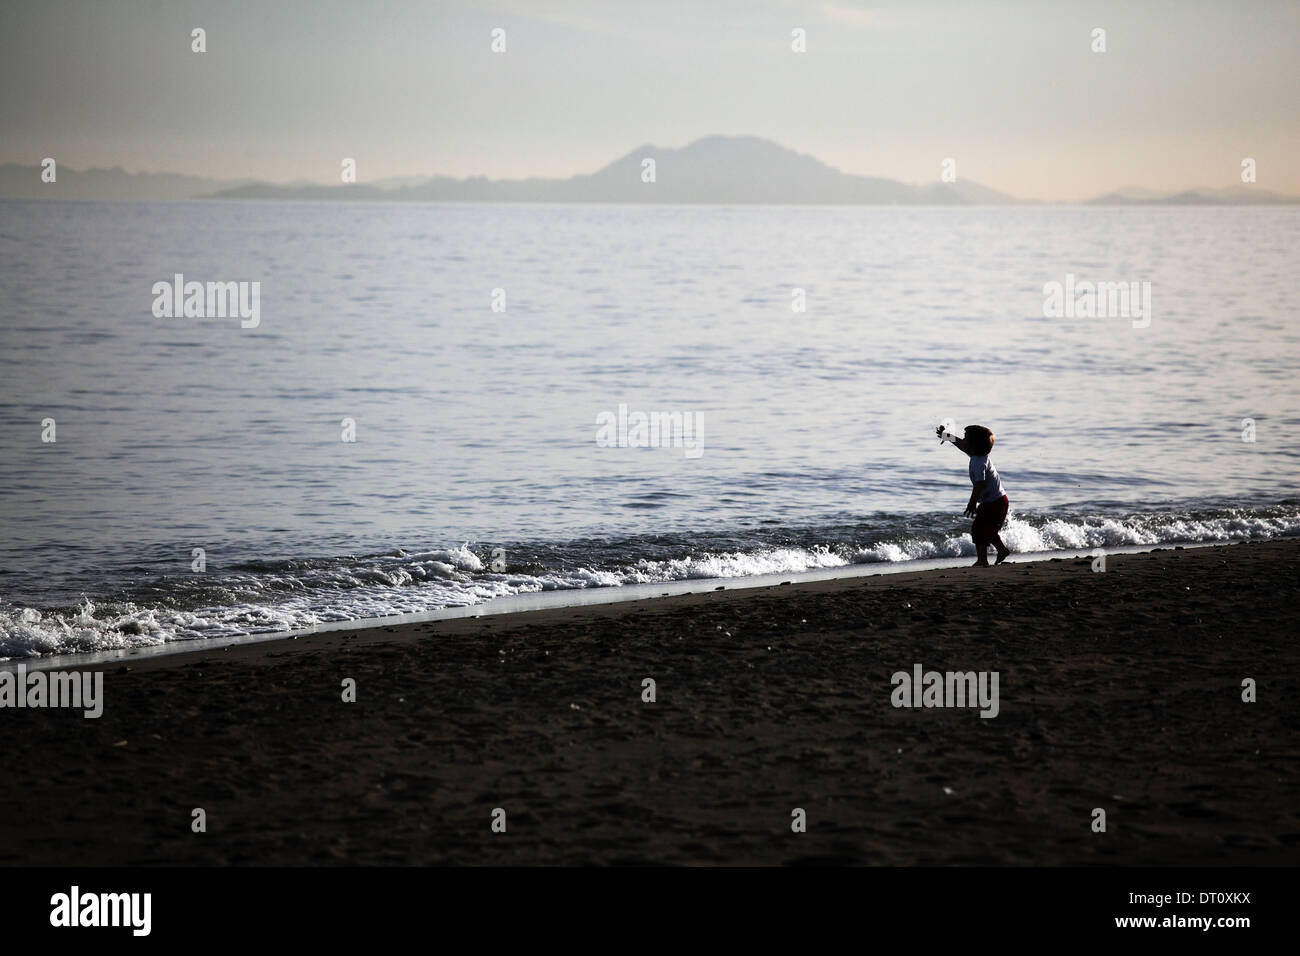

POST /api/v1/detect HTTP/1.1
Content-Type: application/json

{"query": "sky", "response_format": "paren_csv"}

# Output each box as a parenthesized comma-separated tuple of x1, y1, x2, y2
(2, 0, 1298, 201)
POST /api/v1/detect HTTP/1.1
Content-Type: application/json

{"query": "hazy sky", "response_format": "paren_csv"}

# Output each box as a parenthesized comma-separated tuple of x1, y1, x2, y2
(2, 0, 1297, 200)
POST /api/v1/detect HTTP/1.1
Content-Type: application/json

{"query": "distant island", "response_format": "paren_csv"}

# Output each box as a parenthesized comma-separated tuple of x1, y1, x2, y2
(3, 136, 1297, 205)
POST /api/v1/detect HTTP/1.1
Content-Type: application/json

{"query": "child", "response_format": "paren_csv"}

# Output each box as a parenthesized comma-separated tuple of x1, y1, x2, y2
(937, 424, 1011, 567)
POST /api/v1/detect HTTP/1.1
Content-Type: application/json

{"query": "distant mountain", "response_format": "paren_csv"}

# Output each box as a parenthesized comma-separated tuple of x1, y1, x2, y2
(0, 138, 1020, 204)
(200, 136, 1019, 205)
(520, 135, 932, 204)
(5, 140, 1296, 204)
(0, 163, 252, 200)
(207, 182, 390, 201)
(1097, 186, 1168, 201)
(917, 179, 1020, 205)
(1086, 184, 1299, 205)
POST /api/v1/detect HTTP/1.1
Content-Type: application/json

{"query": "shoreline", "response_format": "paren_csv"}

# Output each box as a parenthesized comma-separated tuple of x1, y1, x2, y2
(6, 540, 1230, 672)
(2, 538, 1297, 865)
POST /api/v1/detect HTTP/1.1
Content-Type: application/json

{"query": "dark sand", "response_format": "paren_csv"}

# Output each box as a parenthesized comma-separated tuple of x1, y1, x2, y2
(2, 540, 1297, 866)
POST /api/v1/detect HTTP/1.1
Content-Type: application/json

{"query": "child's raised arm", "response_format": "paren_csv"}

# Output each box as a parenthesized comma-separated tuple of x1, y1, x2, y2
(936, 425, 974, 456)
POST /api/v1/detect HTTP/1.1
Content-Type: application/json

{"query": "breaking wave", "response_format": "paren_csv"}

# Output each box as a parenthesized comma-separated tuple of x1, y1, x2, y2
(3, 505, 1298, 659)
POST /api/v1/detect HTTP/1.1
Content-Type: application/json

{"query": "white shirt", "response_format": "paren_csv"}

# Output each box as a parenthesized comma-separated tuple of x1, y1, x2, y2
(968, 455, 1006, 504)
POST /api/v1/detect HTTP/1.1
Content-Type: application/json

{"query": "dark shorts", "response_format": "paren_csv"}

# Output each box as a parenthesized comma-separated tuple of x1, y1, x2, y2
(972, 495, 1009, 537)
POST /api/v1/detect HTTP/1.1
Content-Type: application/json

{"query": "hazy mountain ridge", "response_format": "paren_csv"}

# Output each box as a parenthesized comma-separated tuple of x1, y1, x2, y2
(0, 163, 255, 200)
(3, 138, 1296, 204)
(1087, 184, 1298, 205)
(203, 137, 1002, 204)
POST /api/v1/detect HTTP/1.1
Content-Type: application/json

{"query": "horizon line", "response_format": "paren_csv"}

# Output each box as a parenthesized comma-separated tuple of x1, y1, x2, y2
(3, 133, 1295, 204)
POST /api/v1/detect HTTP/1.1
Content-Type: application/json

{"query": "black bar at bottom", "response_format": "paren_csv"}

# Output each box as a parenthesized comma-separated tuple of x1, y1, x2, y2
(2, 866, 1284, 943)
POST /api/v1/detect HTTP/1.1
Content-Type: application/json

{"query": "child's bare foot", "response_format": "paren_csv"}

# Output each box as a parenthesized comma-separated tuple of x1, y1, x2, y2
(972, 560, 990, 567)
(995, 549, 1010, 565)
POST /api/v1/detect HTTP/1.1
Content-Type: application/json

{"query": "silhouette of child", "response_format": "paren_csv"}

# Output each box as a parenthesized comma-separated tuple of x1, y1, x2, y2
(938, 424, 1011, 567)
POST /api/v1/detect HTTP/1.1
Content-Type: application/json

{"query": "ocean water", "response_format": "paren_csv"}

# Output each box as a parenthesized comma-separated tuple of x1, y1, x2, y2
(1, 199, 1298, 658)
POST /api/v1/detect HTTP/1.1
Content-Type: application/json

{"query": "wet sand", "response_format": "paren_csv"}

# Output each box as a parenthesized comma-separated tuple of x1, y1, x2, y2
(2, 539, 1297, 865)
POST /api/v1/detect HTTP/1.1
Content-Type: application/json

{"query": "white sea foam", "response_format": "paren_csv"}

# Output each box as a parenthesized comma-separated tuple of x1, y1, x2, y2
(628, 546, 849, 582)
(3, 510, 1298, 659)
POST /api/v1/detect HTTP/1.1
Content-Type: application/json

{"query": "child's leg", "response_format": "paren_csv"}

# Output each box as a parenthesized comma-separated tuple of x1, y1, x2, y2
(992, 498, 1011, 563)
(971, 526, 990, 566)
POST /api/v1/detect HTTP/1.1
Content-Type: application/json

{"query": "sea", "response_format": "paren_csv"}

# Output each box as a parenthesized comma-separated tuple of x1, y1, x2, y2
(1, 199, 1297, 659)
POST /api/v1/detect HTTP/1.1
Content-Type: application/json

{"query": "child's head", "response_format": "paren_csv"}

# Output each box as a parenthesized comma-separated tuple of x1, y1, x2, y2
(964, 425, 995, 455)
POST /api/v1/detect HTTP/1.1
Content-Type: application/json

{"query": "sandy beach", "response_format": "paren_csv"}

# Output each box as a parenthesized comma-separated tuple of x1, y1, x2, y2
(2, 540, 1297, 866)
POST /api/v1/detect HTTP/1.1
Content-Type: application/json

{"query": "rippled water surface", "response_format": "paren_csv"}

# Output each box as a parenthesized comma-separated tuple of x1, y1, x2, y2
(1, 200, 1297, 656)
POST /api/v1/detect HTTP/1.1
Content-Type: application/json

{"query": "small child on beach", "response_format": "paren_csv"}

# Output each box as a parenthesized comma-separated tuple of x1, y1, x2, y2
(937, 424, 1011, 567)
